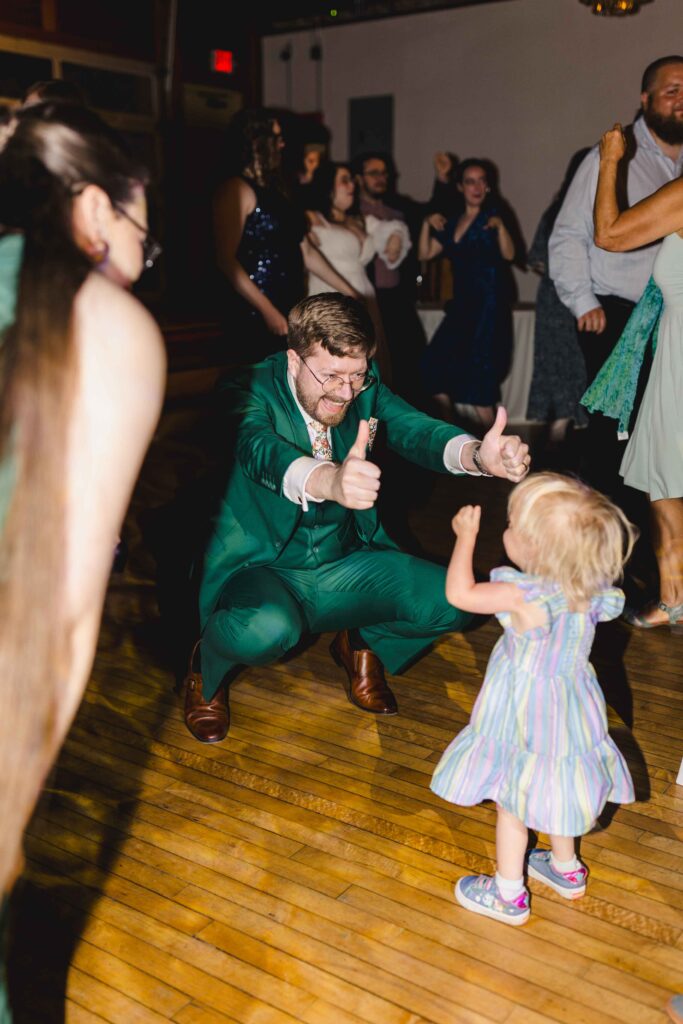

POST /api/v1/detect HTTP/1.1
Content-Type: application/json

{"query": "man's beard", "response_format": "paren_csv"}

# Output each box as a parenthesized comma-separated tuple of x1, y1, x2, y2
(644, 101, 683, 145)
(295, 379, 350, 427)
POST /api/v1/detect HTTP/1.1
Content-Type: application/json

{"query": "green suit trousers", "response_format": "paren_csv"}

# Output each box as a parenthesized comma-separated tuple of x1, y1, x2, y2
(201, 547, 471, 698)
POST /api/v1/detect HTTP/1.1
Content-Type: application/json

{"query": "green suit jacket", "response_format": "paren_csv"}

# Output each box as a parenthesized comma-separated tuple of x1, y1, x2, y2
(198, 352, 467, 627)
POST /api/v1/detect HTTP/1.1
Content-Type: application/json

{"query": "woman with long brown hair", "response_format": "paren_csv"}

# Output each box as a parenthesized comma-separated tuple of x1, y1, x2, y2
(213, 108, 358, 361)
(0, 101, 165, 1020)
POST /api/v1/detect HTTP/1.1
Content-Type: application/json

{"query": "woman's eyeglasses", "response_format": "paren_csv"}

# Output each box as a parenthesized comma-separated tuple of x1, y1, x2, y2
(113, 204, 162, 270)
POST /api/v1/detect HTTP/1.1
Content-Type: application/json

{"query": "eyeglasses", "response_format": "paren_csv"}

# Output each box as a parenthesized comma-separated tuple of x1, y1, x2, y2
(113, 204, 162, 269)
(300, 355, 375, 395)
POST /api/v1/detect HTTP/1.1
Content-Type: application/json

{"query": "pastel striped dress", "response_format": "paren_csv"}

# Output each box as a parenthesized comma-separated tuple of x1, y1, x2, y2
(431, 568, 635, 836)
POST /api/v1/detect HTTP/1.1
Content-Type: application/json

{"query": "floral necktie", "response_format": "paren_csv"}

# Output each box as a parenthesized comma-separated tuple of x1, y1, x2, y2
(310, 420, 333, 461)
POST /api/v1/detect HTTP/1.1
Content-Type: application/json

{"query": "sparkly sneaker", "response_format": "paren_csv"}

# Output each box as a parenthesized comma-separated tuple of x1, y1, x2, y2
(455, 874, 530, 926)
(527, 849, 587, 899)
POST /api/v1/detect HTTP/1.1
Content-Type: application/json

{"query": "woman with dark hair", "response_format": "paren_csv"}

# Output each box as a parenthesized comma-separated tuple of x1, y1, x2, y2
(306, 160, 410, 375)
(526, 149, 591, 452)
(213, 108, 356, 361)
(0, 101, 165, 1019)
(419, 158, 515, 425)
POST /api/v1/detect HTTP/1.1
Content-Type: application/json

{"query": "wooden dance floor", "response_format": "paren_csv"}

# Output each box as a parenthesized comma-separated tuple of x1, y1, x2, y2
(9, 399, 683, 1024)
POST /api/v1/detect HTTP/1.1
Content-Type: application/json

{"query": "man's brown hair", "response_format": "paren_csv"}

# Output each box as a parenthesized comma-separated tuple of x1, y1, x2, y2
(288, 293, 375, 359)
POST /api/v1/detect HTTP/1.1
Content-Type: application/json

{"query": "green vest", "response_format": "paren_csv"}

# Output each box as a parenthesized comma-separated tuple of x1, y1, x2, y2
(276, 487, 360, 569)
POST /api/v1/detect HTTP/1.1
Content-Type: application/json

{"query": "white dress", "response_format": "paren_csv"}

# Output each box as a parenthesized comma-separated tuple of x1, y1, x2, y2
(620, 232, 683, 500)
(307, 214, 411, 298)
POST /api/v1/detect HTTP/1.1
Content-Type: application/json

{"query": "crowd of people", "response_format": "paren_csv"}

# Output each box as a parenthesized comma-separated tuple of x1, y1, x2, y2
(0, 50, 682, 1024)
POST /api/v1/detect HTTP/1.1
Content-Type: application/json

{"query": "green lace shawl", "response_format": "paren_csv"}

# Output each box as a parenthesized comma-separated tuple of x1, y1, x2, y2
(580, 275, 662, 438)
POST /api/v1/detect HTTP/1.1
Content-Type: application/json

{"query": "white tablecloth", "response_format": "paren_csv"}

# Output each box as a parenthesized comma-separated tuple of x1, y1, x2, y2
(417, 306, 536, 423)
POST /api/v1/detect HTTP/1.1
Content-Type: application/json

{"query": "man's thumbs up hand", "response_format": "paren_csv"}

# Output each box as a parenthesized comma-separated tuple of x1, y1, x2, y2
(346, 419, 369, 461)
(331, 418, 381, 508)
(477, 405, 531, 483)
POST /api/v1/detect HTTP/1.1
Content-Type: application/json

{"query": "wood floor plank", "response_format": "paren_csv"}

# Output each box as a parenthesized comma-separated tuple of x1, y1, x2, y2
(182, 885, 512, 1023)
(65, 1002, 113, 1024)
(196, 916, 496, 1024)
(171, 1006, 242, 1024)
(70, 939, 191, 1018)
(67, 966, 172, 1023)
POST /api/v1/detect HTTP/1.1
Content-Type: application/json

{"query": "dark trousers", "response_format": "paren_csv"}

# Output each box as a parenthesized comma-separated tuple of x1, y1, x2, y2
(577, 293, 635, 501)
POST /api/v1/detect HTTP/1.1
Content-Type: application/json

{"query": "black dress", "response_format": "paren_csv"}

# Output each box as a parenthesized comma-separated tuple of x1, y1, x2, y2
(221, 178, 306, 361)
(421, 209, 513, 405)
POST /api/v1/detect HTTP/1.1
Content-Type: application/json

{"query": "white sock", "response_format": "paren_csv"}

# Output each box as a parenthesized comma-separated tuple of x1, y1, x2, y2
(551, 855, 580, 874)
(495, 872, 525, 901)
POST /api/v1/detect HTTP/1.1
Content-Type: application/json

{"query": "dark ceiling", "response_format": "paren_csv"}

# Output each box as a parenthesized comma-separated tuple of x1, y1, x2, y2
(258, 0, 514, 34)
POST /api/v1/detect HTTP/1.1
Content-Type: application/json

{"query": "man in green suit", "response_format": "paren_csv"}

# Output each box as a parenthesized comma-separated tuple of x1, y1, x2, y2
(184, 294, 530, 742)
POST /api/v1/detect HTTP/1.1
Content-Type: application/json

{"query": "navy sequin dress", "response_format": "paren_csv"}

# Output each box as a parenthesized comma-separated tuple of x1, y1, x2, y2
(421, 209, 513, 406)
(223, 178, 306, 360)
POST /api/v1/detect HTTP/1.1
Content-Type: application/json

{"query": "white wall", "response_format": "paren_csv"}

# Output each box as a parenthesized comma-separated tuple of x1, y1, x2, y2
(263, 0, 682, 300)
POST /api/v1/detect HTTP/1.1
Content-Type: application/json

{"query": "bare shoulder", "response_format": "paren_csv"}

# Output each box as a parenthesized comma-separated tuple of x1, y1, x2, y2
(74, 273, 165, 380)
(215, 175, 256, 214)
(75, 274, 163, 366)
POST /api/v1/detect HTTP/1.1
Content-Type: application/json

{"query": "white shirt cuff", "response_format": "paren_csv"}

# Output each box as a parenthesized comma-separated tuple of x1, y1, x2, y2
(444, 435, 480, 475)
(282, 456, 328, 511)
(573, 292, 601, 321)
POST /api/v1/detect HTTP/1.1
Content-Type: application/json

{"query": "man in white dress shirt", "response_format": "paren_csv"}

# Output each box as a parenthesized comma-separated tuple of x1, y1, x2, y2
(549, 55, 683, 494)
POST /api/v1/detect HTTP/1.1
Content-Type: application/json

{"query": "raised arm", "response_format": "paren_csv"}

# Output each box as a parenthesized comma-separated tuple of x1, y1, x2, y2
(418, 213, 445, 261)
(595, 124, 683, 251)
(486, 215, 515, 261)
(445, 506, 523, 613)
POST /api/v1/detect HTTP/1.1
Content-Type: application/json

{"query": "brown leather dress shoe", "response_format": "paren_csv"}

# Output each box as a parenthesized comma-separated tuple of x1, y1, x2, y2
(182, 649, 230, 743)
(330, 630, 398, 715)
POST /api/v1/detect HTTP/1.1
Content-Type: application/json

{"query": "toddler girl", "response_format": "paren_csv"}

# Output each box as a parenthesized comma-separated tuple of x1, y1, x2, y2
(431, 472, 637, 925)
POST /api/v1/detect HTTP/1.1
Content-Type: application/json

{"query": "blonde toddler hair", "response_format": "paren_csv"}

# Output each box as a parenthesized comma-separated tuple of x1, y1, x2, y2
(508, 472, 638, 608)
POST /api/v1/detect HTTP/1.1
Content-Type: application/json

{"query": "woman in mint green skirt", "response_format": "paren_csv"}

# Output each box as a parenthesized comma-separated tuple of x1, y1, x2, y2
(595, 123, 683, 633)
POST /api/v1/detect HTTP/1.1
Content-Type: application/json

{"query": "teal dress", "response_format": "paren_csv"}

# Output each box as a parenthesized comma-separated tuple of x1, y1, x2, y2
(0, 232, 24, 1024)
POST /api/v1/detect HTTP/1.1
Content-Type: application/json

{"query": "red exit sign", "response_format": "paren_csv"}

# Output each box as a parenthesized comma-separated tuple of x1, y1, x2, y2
(211, 50, 234, 74)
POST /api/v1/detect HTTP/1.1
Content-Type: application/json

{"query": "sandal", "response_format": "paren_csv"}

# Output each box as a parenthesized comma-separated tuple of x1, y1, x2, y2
(623, 601, 683, 635)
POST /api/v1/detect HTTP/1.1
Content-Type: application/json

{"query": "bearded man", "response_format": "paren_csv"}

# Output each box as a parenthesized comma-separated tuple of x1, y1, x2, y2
(549, 55, 683, 497)
(183, 293, 530, 743)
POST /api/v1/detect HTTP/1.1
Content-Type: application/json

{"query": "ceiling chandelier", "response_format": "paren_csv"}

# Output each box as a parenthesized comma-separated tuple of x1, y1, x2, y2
(580, 0, 653, 13)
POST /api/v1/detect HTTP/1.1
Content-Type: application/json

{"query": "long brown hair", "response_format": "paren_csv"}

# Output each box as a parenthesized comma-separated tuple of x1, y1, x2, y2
(0, 102, 146, 892)
(224, 107, 284, 187)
